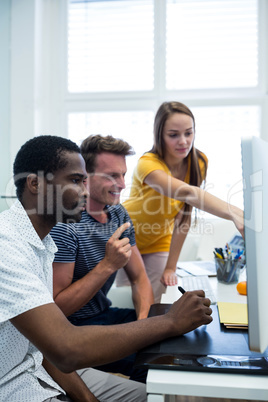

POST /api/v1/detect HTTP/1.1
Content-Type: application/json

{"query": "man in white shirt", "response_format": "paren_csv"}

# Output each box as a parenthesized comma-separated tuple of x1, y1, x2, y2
(0, 135, 213, 401)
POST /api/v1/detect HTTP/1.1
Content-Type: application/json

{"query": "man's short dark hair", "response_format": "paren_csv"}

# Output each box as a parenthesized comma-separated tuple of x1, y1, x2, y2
(80, 134, 134, 173)
(13, 135, 80, 200)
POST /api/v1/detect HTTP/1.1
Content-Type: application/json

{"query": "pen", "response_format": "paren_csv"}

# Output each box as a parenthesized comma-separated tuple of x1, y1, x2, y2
(234, 249, 244, 259)
(215, 248, 225, 259)
(218, 248, 225, 259)
(178, 286, 186, 294)
(213, 251, 223, 259)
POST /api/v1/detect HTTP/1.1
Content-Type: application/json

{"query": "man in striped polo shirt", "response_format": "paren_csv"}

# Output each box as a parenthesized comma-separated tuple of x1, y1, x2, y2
(50, 135, 154, 381)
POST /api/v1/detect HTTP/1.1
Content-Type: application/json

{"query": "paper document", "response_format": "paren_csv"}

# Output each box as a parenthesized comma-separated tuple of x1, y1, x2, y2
(217, 302, 248, 328)
(176, 260, 216, 277)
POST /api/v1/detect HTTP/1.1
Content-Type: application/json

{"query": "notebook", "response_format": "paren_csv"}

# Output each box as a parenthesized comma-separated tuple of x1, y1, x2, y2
(217, 301, 248, 329)
(176, 260, 216, 277)
(135, 304, 268, 375)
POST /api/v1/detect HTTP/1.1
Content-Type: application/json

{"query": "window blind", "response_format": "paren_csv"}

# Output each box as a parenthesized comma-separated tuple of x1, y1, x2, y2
(67, 0, 262, 208)
(68, 0, 154, 92)
(166, 0, 258, 89)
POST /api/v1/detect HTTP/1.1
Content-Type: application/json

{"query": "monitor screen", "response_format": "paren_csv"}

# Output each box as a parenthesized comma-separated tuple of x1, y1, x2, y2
(241, 136, 268, 353)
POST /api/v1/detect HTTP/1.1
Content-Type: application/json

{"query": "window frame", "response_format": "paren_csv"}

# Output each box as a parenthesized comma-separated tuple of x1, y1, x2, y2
(4, 0, 267, 209)
(54, 0, 268, 211)
(60, 0, 268, 136)
(38, 0, 262, 198)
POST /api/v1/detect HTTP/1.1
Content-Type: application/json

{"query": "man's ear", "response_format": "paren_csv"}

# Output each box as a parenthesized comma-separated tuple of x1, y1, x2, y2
(26, 174, 40, 195)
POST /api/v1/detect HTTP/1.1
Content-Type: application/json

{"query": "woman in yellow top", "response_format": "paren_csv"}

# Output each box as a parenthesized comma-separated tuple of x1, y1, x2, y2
(116, 101, 243, 302)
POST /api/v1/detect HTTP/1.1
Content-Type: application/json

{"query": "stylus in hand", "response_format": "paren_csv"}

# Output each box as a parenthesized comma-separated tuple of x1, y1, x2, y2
(178, 286, 186, 294)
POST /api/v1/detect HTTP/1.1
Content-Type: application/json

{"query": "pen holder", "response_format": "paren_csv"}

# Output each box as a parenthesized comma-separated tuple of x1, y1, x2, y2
(214, 258, 244, 284)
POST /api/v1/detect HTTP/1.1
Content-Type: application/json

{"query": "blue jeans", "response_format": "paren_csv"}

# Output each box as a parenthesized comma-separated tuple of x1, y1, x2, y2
(71, 307, 148, 383)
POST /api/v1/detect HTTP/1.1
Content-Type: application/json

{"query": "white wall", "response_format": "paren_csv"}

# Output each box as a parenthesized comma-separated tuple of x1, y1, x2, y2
(1, 0, 39, 211)
(0, 0, 66, 212)
(0, 0, 11, 212)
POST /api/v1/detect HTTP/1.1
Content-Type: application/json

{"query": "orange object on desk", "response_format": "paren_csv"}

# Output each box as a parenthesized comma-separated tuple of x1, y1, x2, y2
(237, 281, 247, 295)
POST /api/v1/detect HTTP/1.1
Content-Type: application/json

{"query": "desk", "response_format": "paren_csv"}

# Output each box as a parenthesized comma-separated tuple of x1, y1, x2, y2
(146, 274, 268, 402)
(161, 276, 247, 305)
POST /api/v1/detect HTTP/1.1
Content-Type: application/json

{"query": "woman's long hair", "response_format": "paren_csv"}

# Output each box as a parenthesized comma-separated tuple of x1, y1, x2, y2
(150, 101, 207, 225)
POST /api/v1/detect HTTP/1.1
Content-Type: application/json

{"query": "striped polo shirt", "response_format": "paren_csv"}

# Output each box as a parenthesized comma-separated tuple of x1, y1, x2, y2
(50, 204, 135, 322)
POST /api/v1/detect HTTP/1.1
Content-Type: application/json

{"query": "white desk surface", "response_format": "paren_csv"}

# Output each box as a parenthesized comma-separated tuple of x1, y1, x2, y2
(146, 271, 268, 401)
(161, 275, 247, 305)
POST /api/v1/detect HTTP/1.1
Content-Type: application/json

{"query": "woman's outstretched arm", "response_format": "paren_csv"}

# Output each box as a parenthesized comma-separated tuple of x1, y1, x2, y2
(144, 170, 244, 237)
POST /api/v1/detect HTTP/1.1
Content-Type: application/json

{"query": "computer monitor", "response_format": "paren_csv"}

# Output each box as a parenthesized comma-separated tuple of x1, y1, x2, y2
(241, 136, 268, 353)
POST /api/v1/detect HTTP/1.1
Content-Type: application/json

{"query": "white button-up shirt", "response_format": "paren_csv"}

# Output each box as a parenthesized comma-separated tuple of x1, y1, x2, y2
(0, 201, 64, 401)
